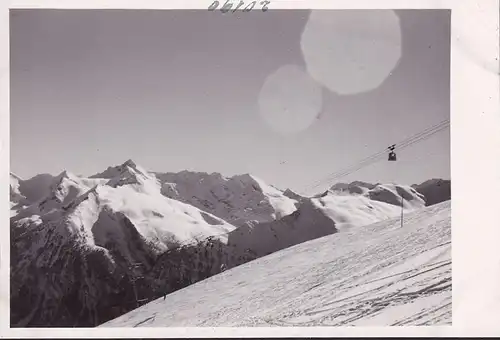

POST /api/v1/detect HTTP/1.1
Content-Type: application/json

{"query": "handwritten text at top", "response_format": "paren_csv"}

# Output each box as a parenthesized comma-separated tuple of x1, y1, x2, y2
(208, 0, 271, 13)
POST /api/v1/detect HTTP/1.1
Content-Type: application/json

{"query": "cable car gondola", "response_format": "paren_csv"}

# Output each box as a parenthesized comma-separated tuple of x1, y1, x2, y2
(388, 144, 397, 161)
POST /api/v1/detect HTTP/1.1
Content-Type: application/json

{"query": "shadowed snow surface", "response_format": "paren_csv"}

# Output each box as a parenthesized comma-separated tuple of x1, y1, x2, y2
(102, 201, 451, 327)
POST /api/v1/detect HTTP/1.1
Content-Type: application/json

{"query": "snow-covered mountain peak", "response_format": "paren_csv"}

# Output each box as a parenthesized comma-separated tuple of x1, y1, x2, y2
(51, 170, 82, 191)
(366, 183, 425, 209)
(90, 159, 147, 179)
(231, 172, 258, 182)
(104, 167, 154, 190)
(122, 158, 137, 168)
(89, 160, 161, 194)
(10, 166, 241, 327)
(56, 169, 75, 180)
(329, 181, 376, 195)
(155, 170, 298, 227)
(325, 181, 426, 210)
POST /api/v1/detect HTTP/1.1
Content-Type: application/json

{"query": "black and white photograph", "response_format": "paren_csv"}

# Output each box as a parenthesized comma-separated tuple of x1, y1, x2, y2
(8, 5, 458, 329)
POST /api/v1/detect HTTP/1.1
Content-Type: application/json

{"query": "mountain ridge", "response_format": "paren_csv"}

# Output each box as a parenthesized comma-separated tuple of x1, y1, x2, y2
(10, 160, 451, 327)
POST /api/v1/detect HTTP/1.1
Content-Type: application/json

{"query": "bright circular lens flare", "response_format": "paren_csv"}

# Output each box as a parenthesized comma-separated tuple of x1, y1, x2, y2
(258, 64, 323, 134)
(301, 10, 402, 95)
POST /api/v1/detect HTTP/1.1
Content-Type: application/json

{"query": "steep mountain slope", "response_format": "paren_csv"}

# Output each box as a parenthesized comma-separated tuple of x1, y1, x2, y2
(154, 171, 298, 227)
(10, 161, 236, 327)
(328, 182, 425, 207)
(412, 179, 451, 206)
(102, 201, 451, 327)
(111, 186, 429, 311)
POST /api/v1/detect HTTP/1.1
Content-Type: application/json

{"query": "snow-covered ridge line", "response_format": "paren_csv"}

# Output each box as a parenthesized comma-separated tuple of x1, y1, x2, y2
(327, 179, 450, 208)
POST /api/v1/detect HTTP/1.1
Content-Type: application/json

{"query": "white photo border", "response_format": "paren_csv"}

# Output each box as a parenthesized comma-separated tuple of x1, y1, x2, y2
(1, 0, 499, 337)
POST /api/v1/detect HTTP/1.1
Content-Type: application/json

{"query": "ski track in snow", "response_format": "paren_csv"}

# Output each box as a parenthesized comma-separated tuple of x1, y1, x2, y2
(101, 201, 451, 327)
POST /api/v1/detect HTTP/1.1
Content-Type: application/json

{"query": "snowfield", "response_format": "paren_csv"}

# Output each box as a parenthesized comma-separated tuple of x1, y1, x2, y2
(310, 185, 424, 231)
(101, 200, 451, 327)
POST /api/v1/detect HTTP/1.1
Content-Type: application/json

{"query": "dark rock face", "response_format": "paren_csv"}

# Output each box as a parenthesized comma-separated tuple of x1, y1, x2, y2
(10, 212, 158, 327)
(412, 179, 451, 206)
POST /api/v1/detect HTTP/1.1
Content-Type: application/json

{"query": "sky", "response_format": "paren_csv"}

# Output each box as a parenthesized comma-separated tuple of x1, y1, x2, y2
(10, 9, 450, 194)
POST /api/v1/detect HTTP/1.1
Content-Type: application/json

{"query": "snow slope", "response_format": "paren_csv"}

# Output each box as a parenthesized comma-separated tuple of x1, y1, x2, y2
(102, 201, 451, 327)
(366, 184, 425, 209)
(312, 194, 406, 231)
(309, 183, 425, 231)
(154, 171, 298, 227)
(128, 188, 429, 308)
(328, 182, 426, 209)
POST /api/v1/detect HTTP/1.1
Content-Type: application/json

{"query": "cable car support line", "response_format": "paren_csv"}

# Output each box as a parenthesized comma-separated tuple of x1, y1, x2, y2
(299, 119, 450, 195)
